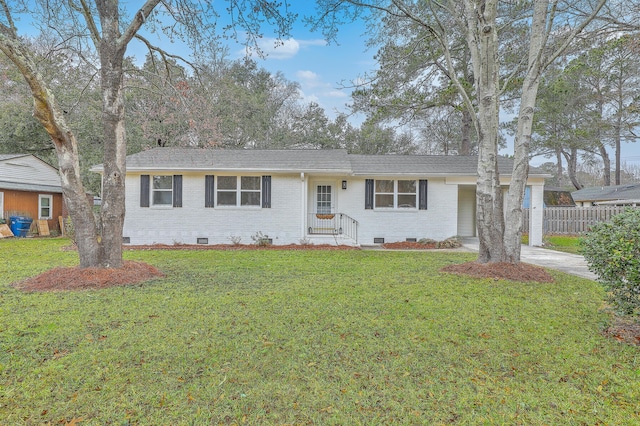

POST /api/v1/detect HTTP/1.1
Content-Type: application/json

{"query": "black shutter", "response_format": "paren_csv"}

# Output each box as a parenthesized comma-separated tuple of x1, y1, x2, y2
(419, 179, 428, 210)
(140, 175, 150, 207)
(262, 175, 271, 208)
(173, 175, 183, 207)
(365, 179, 374, 209)
(205, 175, 215, 208)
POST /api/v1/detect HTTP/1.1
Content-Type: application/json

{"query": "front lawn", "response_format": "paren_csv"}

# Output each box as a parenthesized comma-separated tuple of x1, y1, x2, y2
(1, 238, 638, 424)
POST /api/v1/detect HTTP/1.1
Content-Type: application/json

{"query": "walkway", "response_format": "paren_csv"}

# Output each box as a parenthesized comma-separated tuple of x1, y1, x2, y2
(461, 238, 596, 280)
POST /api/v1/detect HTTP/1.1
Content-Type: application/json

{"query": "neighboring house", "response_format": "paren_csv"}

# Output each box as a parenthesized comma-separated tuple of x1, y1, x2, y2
(0, 154, 66, 232)
(92, 148, 546, 246)
(572, 184, 640, 206)
(523, 186, 575, 208)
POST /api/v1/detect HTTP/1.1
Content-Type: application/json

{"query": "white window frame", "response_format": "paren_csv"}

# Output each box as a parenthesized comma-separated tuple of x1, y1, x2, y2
(152, 175, 173, 206)
(316, 184, 333, 214)
(39, 194, 53, 219)
(0, 191, 4, 219)
(216, 176, 261, 207)
(374, 179, 417, 209)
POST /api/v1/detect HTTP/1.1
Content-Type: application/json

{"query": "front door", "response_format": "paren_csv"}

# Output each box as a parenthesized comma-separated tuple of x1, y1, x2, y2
(316, 184, 333, 214)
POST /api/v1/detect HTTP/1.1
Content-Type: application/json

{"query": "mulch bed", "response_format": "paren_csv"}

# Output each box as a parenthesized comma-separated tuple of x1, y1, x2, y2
(13, 261, 164, 292)
(382, 241, 438, 249)
(603, 318, 640, 347)
(124, 243, 360, 251)
(441, 261, 555, 283)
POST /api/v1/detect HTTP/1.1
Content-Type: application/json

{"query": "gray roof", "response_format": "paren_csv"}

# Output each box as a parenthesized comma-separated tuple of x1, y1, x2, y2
(94, 148, 547, 177)
(349, 154, 524, 175)
(0, 180, 63, 193)
(120, 148, 353, 173)
(0, 154, 27, 161)
(572, 183, 640, 202)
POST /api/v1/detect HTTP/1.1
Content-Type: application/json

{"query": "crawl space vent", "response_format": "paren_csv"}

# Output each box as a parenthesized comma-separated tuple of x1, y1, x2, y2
(373, 237, 385, 244)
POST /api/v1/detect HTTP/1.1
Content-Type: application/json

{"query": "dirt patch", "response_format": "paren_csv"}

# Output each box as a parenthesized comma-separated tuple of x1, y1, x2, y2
(13, 261, 165, 292)
(441, 261, 555, 283)
(603, 318, 640, 347)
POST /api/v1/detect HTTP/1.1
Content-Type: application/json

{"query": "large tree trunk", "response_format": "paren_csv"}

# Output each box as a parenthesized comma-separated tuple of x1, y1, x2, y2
(503, 0, 547, 263)
(464, 0, 505, 263)
(96, 0, 127, 268)
(0, 33, 101, 268)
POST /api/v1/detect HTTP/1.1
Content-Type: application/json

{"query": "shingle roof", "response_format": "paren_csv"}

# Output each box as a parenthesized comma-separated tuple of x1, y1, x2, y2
(0, 154, 27, 161)
(572, 184, 640, 202)
(122, 148, 353, 173)
(96, 147, 547, 177)
(348, 154, 523, 175)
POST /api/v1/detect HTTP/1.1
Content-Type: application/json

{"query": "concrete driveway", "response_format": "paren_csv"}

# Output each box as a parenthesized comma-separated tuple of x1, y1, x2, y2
(461, 238, 596, 280)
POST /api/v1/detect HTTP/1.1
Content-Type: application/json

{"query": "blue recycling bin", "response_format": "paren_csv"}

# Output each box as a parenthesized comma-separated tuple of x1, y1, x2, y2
(9, 216, 33, 237)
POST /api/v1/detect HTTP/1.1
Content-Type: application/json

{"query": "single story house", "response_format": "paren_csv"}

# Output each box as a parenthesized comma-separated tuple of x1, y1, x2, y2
(572, 183, 640, 206)
(92, 148, 546, 246)
(0, 154, 66, 232)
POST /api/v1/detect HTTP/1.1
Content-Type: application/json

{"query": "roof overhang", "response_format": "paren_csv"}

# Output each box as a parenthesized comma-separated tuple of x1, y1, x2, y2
(0, 181, 63, 193)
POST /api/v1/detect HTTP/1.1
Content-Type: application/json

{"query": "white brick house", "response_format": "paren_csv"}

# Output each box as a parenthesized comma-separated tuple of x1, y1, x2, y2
(93, 148, 546, 246)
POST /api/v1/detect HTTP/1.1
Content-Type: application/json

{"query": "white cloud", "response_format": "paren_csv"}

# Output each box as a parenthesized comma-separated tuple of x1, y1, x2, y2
(296, 70, 322, 87)
(326, 89, 347, 98)
(242, 37, 326, 60)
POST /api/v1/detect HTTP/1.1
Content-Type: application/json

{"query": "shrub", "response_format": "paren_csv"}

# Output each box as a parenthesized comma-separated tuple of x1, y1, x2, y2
(437, 236, 462, 249)
(418, 238, 437, 245)
(251, 231, 271, 246)
(580, 208, 640, 315)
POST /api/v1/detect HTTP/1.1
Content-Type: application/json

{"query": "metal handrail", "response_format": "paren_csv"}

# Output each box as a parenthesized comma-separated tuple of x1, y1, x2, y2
(307, 212, 358, 243)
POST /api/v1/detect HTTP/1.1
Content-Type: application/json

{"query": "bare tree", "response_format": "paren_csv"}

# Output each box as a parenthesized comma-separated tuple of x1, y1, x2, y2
(309, 0, 607, 263)
(0, 0, 293, 268)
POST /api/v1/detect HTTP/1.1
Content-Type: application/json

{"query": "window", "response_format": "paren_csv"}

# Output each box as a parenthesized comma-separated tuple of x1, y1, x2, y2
(374, 180, 416, 209)
(140, 175, 182, 208)
(217, 176, 261, 207)
(0, 191, 3, 219)
(39, 194, 53, 219)
(152, 175, 173, 206)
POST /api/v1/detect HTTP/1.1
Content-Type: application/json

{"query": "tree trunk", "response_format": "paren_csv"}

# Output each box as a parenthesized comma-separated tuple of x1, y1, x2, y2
(96, 0, 127, 268)
(464, 0, 505, 263)
(0, 33, 101, 268)
(555, 148, 564, 187)
(563, 148, 583, 190)
(597, 142, 611, 186)
(460, 109, 472, 155)
(615, 116, 622, 185)
(503, 0, 547, 263)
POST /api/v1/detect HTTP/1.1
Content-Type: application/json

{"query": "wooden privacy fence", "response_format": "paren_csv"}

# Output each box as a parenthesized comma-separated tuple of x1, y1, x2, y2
(522, 206, 638, 235)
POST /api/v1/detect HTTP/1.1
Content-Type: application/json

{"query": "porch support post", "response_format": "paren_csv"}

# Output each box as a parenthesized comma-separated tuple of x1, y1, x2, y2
(300, 172, 307, 241)
(529, 183, 544, 246)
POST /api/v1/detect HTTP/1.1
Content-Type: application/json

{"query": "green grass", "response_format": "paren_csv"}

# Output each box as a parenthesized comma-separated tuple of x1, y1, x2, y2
(522, 234, 582, 254)
(1, 238, 638, 425)
(543, 235, 582, 254)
